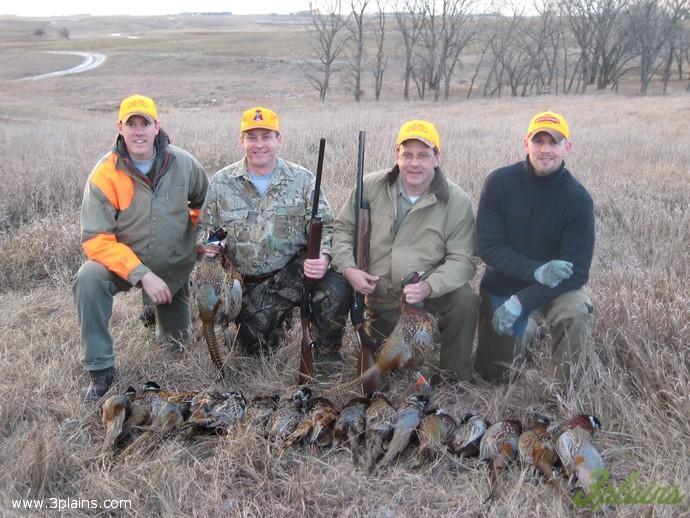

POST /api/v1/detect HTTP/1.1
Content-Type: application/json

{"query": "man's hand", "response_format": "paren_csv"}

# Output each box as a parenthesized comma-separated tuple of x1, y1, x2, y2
(203, 244, 221, 257)
(203, 238, 226, 258)
(304, 253, 330, 280)
(492, 295, 522, 335)
(140, 272, 173, 304)
(403, 280, 432, 305)
(344, 267, 380, 295)
(534, 260, 573, 288)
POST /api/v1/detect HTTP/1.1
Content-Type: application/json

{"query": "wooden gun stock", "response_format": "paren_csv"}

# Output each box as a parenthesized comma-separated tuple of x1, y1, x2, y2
(299, 138, 326, 384)
(352, 130, 379, 394)
(299, 217, 322, 384)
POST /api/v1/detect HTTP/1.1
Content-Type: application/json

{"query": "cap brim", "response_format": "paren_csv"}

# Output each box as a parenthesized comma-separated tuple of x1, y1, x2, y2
(529, 128, 565, 142)
(124, 112, 155, 123)
(242, 125, 280, 133)
(399, 136, 436, 149)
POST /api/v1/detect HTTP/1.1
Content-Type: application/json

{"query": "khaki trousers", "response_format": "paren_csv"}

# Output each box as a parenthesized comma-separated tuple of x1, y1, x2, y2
(475, 287, 593, 384)
(73, 260, 191, 371)
(365, 284, 479, 381)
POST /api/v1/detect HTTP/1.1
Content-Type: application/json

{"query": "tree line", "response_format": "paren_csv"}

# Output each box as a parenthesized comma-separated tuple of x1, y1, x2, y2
(304, 0, 690, 101)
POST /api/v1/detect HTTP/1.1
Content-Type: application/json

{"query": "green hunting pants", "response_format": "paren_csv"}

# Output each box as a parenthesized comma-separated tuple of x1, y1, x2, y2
(475, 287, 594, 385)
(73, 260, 191, 371)
(235, 252, 350, 356)
(365, 284, 479, 382)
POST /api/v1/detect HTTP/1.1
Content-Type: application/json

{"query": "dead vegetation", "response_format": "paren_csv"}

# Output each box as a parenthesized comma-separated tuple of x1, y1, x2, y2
(0, 13, 688, 517)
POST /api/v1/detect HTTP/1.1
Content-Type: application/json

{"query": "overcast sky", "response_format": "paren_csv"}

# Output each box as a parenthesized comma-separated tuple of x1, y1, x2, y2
(1, 1, 312, 17)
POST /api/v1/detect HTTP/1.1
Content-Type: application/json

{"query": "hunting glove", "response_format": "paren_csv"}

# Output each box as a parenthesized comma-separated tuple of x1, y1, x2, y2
(534, 260, 574, 288)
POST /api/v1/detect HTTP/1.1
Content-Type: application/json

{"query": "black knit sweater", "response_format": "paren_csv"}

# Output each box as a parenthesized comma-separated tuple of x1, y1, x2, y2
(476, 158, 595, 313)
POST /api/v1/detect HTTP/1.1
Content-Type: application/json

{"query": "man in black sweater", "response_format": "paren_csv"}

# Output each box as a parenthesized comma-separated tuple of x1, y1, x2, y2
(475, 111, 595, 387)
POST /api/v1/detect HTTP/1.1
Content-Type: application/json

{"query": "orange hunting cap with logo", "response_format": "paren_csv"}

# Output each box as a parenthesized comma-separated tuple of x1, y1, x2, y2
(118, 94, 158, 123)
(396, 119, 441, 151)
(526, 111, 570, 141)
(241, 106, 281, 133)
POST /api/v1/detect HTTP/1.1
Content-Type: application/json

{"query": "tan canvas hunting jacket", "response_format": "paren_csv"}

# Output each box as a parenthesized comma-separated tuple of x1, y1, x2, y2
(199, 157, 335, 276)
(80, 131, 209, 294)
(332, 167, 477, 309)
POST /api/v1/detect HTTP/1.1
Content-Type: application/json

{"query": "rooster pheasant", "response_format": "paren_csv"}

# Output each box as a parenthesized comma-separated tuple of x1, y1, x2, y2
(101, 387, 149, 452)
(364, 393, 396, 472)
(328, 272, 436, 396)
(283, 396, 339, 451)
(268, 387, 313, 443)
(184, 390, 247, 434)
(480, 419, 523, 503)
(377, 393, 429, 469)
(333, 397, 368, 465)
(555, 414, 604, 495)
(451, 414, 487, 458)
(417, 408, 457, 462)
(194, 230, 243, 372)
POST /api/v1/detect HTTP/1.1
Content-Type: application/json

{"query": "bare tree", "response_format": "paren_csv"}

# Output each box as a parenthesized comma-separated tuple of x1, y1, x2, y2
(371, 0, 389, 100)
(305, 0, 349, 102)
(438, 0, 478, 100)
(347, 0, 370, 101)
(563, 0, 634, 92)
(58, 27, 70, 40)
(626, 0, 688, 95)
(395, 0, 426, 100)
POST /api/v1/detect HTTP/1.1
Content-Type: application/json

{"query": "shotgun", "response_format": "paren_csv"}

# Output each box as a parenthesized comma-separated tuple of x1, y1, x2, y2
(299, 137, 326, 384)
(351, 130, 379, 394)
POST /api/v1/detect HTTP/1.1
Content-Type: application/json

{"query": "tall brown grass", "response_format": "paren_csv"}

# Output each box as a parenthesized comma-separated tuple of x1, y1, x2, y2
(0, 94, 688, 516)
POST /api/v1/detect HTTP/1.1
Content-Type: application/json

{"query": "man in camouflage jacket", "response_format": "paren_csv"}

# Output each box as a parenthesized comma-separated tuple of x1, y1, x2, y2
(199, 107, 349, 357)
(74, 95, 209, 400)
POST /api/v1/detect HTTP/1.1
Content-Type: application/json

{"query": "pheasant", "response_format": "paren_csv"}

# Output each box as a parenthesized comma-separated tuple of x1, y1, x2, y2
(101, 386, 149, 452)
(517, 413, 570, 498)
(121, 400, 185, 456)
(193, 229, 243, 372)
(283, 396, 339, 451)
(417, 408, 457, 462)
(451, 414, 487, 458)
(140, 381, 198, 420)
(479, 419, 523, 503)
(245, 394, 281, 434)
(364, 393, 396, 472)
(184, 390, 247, 434)
(327, 272, 437, 396)
(332, 397, 368, 465)
(555, 414, 605, 495)
(268, 387, 313, 443)
(376, 393, 429, 469)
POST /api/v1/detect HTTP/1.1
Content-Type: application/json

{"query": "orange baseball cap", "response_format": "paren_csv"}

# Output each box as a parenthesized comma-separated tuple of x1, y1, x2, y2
(526, 111, 570, 141)
(240, 106, 280, 133)
(118, 94, 158, 123)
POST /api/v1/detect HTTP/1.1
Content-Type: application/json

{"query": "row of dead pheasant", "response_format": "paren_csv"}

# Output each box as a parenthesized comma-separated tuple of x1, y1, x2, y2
(102, 380, 604, 499)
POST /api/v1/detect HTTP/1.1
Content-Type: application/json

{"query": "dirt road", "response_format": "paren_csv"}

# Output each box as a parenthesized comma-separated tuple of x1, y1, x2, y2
(23, 51, 106, 80)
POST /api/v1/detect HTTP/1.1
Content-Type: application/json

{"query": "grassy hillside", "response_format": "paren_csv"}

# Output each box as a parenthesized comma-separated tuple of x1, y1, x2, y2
(0, 14, 688, 517)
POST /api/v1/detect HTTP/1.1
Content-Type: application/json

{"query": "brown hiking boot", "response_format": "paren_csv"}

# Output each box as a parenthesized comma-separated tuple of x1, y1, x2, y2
(80, 367, 115, 401)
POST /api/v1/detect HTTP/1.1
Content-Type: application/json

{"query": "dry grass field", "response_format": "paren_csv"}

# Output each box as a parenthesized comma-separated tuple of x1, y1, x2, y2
(0, 13, 688, 517)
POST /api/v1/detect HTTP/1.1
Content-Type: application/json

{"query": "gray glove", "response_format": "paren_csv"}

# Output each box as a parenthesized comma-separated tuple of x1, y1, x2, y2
(492, 295, 522, 335)
(534, 260, 573, 288)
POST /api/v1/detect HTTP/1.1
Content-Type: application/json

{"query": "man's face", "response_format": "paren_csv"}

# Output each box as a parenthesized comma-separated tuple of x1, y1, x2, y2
(241, 129, 282, 174)
(117, 115, 160, 161)
(524, 131, 572, 176)
(396, 140, 440, 195)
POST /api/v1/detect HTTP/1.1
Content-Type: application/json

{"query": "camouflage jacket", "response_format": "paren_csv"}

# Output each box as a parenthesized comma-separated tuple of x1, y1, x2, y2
(199, 157, 335, 276)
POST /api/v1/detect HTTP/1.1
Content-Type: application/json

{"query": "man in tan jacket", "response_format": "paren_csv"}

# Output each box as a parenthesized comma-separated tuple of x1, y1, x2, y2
(331, 120, 478, 382)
